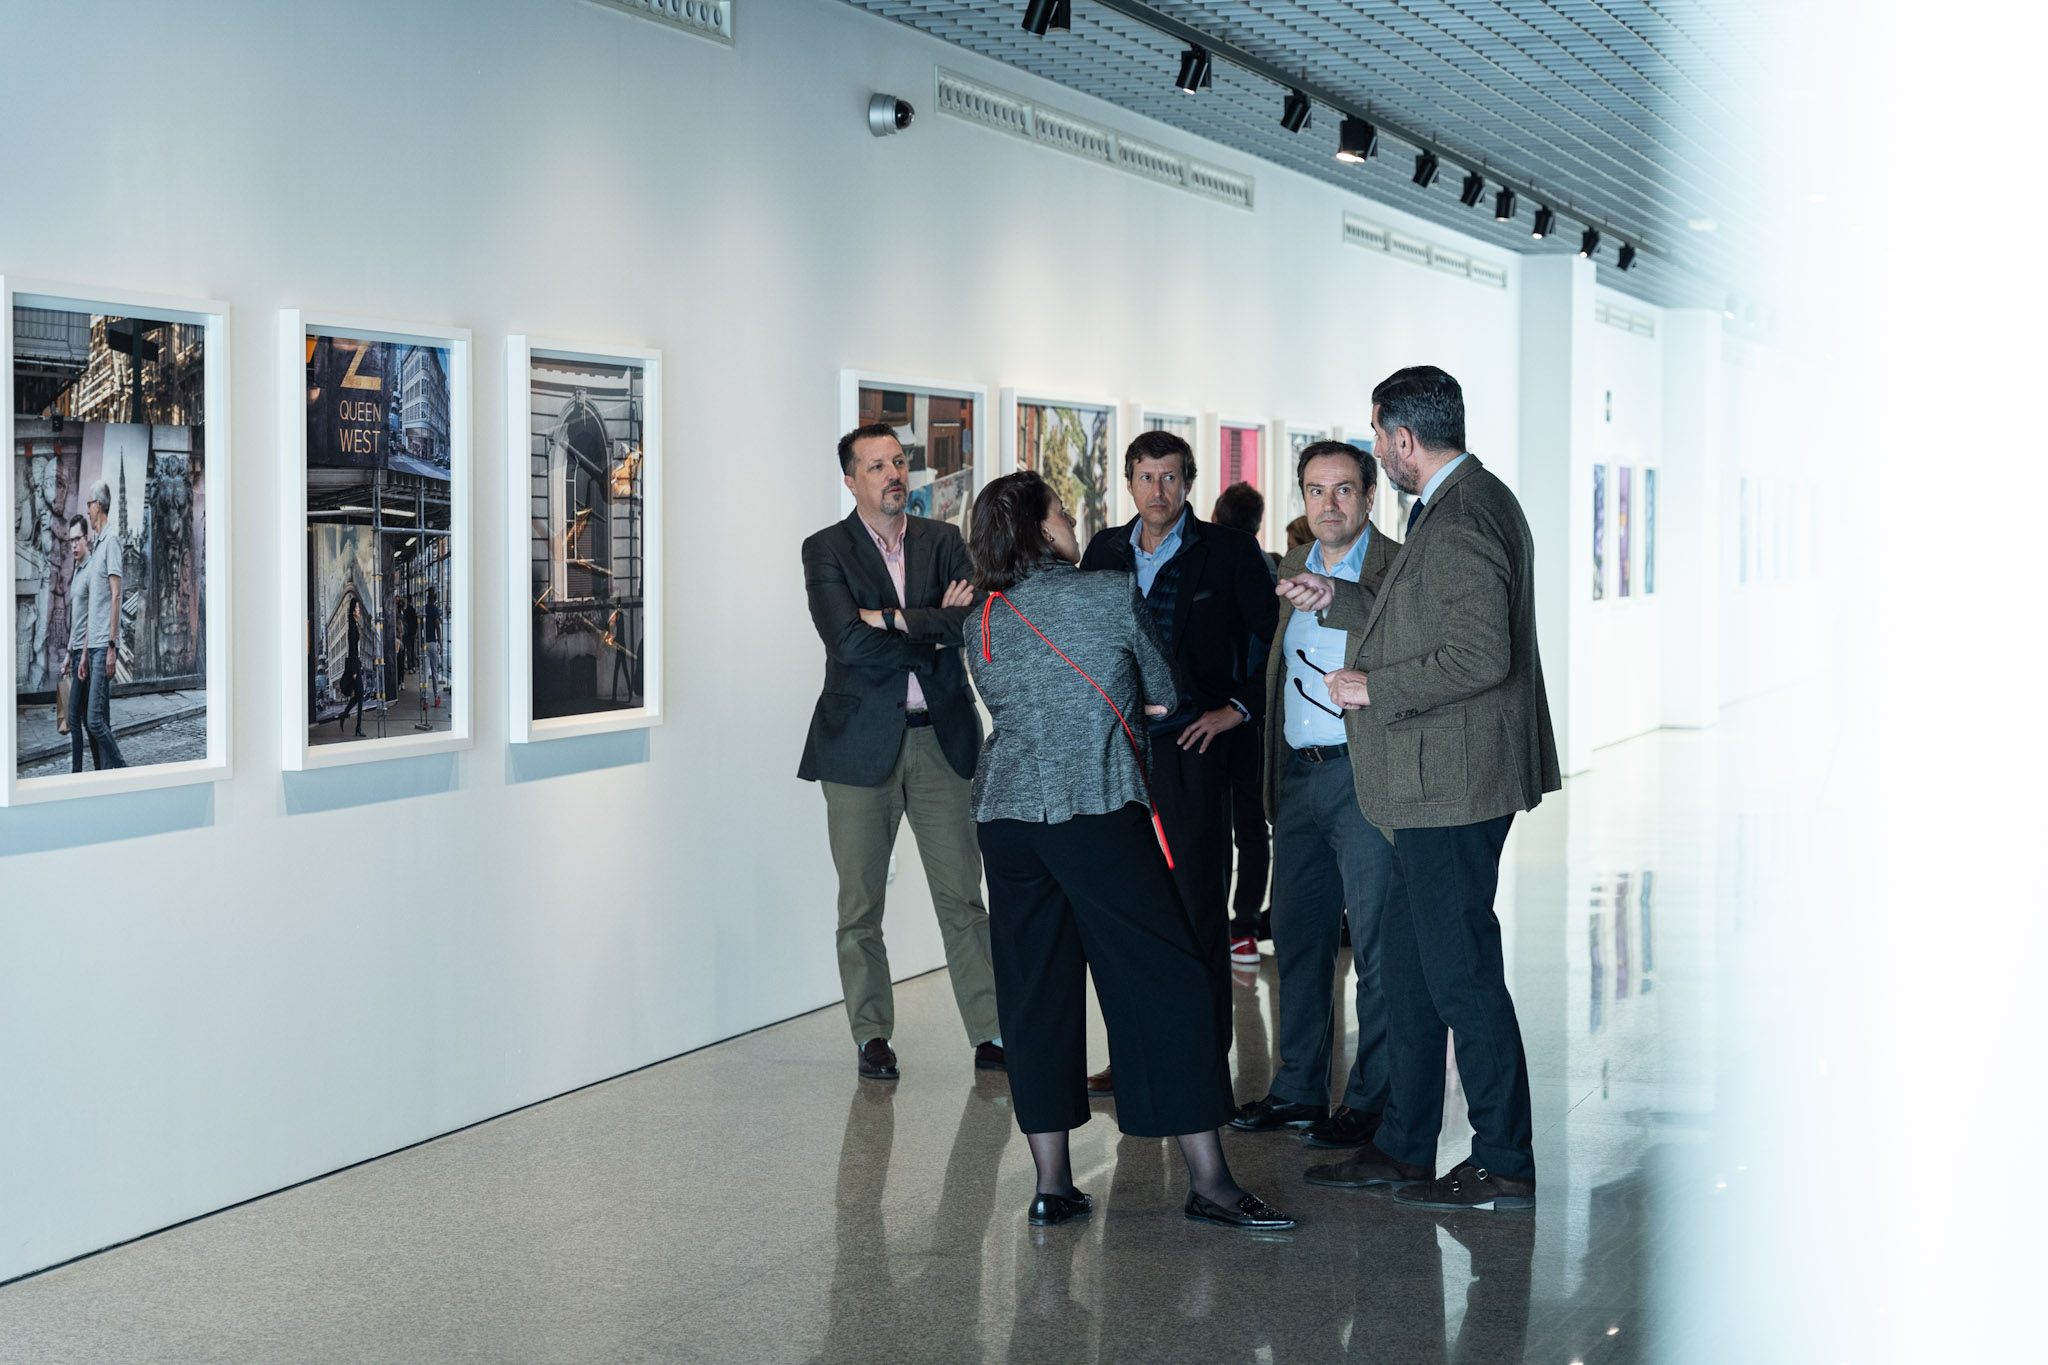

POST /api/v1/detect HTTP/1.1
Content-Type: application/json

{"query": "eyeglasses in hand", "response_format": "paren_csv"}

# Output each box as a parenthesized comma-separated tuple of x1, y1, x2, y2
(1292, 649, 1344, 718)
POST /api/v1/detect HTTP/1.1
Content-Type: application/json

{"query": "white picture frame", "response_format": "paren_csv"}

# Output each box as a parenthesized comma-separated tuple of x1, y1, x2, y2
(1274, 420, 1334, 549)
(1120, 405, 1199, 529)
(505, 336, 664, 744)
(3, 278, 234, 805)
(279, 310, 473, 772)
(999, 387, 1121, 550)
(837, 371, 991, 532)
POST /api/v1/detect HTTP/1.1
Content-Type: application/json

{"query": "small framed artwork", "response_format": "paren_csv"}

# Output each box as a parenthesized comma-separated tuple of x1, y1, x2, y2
(1592, 463, 1607, 601)
(1001, 389, 1118, 551)
(1644, 467, 1657, 594)
(3, 278, 233, 804)
(279, 311, 472, 770)
(1120, 407, 1197, 529)
(1618, 465, 1634, 598)
(1276, 422, 1330, 549)
(838, 372, 988, 535)
(507, 338, 663, 743)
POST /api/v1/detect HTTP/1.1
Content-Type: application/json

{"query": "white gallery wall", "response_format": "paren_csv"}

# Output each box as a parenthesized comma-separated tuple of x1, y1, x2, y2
(0, 0, 1548, 1280)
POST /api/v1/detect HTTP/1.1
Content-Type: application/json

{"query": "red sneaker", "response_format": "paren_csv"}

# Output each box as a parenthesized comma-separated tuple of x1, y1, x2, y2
(1229, 936, 1260, 965)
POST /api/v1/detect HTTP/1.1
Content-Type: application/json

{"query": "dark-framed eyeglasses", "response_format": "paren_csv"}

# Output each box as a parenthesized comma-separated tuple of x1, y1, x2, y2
(1291, 651, 1343, 717)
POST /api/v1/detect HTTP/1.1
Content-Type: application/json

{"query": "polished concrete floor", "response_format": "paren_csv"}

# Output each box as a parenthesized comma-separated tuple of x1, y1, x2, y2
(0, 726, 1722, 1363)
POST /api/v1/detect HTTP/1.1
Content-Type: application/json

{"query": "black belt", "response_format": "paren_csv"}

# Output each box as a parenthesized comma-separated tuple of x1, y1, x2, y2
(1293, 742, 1347, 763)
(903, 710, 932, 728)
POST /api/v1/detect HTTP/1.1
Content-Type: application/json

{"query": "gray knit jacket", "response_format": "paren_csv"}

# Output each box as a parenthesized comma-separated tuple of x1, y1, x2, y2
(966, 562, 1180, 825)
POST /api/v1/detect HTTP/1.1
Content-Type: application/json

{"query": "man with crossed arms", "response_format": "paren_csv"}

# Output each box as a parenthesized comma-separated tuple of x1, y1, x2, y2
(1282, 366, 1560, 1211)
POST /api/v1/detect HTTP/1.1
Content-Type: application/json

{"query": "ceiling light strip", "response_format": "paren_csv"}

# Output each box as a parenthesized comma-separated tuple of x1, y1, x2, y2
(935, 68, 1254, 211)
(1086, 0, 1649, 262)
(1343, 213, 1507, 291)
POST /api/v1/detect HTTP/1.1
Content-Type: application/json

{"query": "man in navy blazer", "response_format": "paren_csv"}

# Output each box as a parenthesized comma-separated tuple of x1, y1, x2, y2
(1079, 429, 1278, 1089)
(800, 424, 1003, 1082)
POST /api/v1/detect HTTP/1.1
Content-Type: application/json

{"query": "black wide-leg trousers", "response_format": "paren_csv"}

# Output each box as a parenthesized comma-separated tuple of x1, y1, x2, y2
(978, 803, 1236, 1139)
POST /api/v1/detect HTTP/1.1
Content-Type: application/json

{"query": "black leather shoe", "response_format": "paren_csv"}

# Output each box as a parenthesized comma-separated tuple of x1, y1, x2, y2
(975, 1042, 1007, 1071)
(1028, 1190, 1093, 1226)
(1302, 1140, 1433, 1188)
(1228, 1095, 1328, 1131)
(857, 1038, 899, 1080)
(1184, 1189, 1296, 1230)
(1086, 1066, 1114, 1096)
(1391, 1160, 1535, 1210)
(1301, 1105, 1382, 1149)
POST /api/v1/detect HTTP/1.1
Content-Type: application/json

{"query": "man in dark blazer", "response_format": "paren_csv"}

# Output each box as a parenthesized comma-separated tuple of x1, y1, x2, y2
(1228, 441, 1403, 1146)
(1078, 428, 1278, 1091)
(800, 423, 1003, 1082)
(1285, 366, 1561, 1211)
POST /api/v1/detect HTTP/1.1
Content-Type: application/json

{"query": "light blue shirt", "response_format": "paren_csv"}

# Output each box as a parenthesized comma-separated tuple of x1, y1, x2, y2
(1282, 527, 1372, 749)
(1418, 452, 1470, 509)
(1130, 508, 1188, 597)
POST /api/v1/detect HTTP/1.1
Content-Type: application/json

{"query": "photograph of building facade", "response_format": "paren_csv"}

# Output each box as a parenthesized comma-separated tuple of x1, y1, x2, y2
(527, 353, 645, 719)
(304, 332, 455, 747)
(11, 305, 208, 778)
(857, 386, 974, 530)
(1015, 400, 1111, 547)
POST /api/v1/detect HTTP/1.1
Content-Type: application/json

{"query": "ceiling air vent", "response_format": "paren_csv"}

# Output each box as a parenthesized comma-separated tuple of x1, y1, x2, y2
(1468, 260, 1509, 289)
(1346, 212, 1508, 290)
(1428, 246, 1470, 278)
(1387, 231, 1430, 267)
(1343, 214, 1389, 251)
(934, 68, 1253, 212)
(1595, 299, 1657, 338)
(586, 0, 732, 45)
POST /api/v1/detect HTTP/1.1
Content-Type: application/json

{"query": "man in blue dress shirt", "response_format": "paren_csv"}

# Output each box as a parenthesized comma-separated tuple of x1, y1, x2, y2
(1229, 442, 1401, 1144)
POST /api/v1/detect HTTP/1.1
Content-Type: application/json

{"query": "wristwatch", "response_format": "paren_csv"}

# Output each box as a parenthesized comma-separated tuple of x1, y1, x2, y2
(884, 608, 899, 632)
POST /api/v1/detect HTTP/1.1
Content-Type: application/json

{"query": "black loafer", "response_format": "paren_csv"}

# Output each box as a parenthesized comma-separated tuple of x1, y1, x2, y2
(857, 1038, 899, 1080)
(1228, 1095, 1328, 1131)
(1184, 1189, 1296, 1230)
(974, 1042, 1007, 1072)
(1390, 1160, 1535, 1211)
(1028, 1190, 1093, 1226)
(1301, 1105, 1382, 1149)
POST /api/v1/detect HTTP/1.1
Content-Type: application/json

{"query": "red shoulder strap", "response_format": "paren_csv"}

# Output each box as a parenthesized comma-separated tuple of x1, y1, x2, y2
(981, 591, 1173, 869)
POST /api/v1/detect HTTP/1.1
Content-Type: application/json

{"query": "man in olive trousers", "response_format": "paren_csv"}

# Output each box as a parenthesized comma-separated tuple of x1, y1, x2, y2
(799, 423, 1003, 1082)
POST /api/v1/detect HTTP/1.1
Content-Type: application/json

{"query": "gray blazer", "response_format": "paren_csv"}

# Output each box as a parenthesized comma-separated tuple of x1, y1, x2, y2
(965, 563, 1179, 824)
(1322, 455, 1561, 830)
(1260, 530, 1402, 821)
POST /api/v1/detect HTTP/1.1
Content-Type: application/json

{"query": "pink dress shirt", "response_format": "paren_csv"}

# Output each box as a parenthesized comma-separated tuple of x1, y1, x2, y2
(860, 515, 927, 712)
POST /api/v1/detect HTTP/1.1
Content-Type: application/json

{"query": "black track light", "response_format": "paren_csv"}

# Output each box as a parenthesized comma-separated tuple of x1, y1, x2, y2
(1413, 150, 1441, 188)
(1021, 0, 1070, 34)
(1531, 205, 1555, 239)
(1578, 226, 1600, 258)
(1335, 116, 1377, 163)
(1281, 89, 1312, 132)
(1176, 45, 1211, 93)
(1493, 187, 1517, 221)
(1459, 171, 1486, 207)
(1616, 242, 1637, 271)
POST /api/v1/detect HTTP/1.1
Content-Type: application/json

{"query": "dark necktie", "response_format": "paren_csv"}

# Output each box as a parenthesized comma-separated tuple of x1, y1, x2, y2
(1407, 498, 1425, 535)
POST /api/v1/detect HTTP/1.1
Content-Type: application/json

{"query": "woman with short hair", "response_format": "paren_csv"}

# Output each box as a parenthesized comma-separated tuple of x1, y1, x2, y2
(966, 470, 1293, 1231)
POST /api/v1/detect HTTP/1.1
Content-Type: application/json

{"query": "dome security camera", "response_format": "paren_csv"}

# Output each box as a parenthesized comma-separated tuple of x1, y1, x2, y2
(868, 93, 914, 137)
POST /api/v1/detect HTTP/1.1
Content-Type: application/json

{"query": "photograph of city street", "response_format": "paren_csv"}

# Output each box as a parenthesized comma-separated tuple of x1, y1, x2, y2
(527, 352, 646, 720)
(303, 333, 454, 747)
(12, 305, 209, 780)
(856, 385, 974, 530)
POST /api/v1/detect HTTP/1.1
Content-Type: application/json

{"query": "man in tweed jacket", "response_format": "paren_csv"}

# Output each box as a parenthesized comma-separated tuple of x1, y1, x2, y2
(1285, 366, 1560, 1213)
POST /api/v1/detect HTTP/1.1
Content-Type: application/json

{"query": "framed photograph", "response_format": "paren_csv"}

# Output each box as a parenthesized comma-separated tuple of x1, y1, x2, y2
(1618, 465, 1634, 598)
(1276, 423, 1330, 550)
(1593, 463, 1607, 600)
(506, 338, 662, 743)
(1644, 467, 1658, 594)
(1001, 389, 1118, 551)
(1119, 407, 1196, 529)
(837, 372, 988, 535)
(3, 279, 232, 804)
(279, 311, 472, 771)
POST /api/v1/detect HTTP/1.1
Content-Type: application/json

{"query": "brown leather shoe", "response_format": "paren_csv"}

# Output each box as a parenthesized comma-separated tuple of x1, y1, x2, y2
(1085, 1065, 1113, 1096)
(857, 1038, 899, 1080)
(974, 1042, 1006, 1071)
(1302, 1140, 1432, 1189)
(1391, 1160, 1535, 1210)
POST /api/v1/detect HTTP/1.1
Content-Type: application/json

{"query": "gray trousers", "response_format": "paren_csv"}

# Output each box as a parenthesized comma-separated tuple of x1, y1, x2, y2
(821, 727, 1001, 1049)
(1268, 748, 1391, 1112)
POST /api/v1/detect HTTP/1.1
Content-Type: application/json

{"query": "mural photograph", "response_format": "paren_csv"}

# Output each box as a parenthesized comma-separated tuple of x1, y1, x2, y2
(527, 353, 646, 720)
(1016, 400, 1112, 547)
(12, 305, 208, 780)
(303, 332, 454, 748)
(857, 385, 975, 530)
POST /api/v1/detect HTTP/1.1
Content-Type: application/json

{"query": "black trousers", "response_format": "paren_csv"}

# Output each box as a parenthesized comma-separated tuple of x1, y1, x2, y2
(1223, 723, 1269, 937)
(1374, 815, 1536, 1181)
(979, 804, 1235, 1139)
(1149, 732, 1234, 1043)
